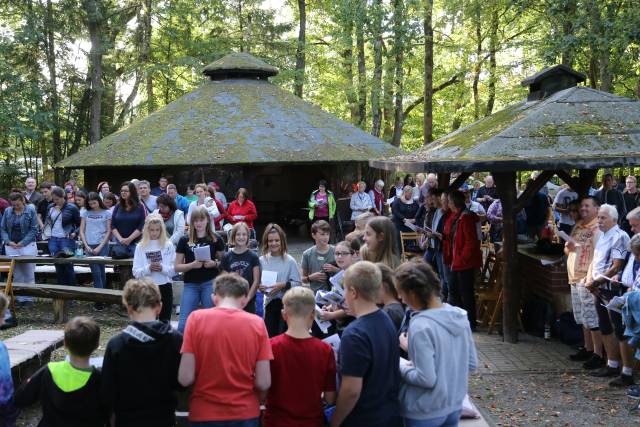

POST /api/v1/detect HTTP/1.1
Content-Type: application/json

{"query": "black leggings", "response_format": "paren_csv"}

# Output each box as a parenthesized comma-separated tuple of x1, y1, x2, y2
(594, 288, 626, 341)
(265, 298, 286, 337)
(158, 284, 173, 322)
(449, 268, 477, 330)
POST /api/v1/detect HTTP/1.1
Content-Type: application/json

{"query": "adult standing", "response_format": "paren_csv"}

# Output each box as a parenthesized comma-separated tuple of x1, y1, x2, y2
(79, 192, 112, 309)
(413, 174, 424, 204)
(622, 176, 640, 235)
(46, 187, 81, 287)
(186, 183, 221, 227)
(368, 180, 386, 216)
(137, 180, 158, 213)
(461, 184, 486, 241)
(391, 186, 419, 254)
(350, 181, 373, 220)
(388, 177, 404, 200)
(553, 185, 579, 235)
(1, 191, 39, 310)
(475, 175, 498, 211)
(524, 180, 550, 239)
(448, 190, 482, 330)
(167, 184, 191, 215)
(154, 194, 186, 246)
(151, 177, 169, 196)
(36, 182, 53, 237)
(594, 173, 626, 225)
(97, 182, 111, 200)
(206, 185, 227, 232)
(111, 181, 146, 258)
(24, 177, 43, 207)
(226, 188, 258, 231)
(486, 199, 504, 244)
(209, 182, 228, 209)
(309, 180, 337, 224)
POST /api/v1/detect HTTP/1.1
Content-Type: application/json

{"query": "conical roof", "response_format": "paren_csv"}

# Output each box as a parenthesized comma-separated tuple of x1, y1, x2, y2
(371, 86, 640, 172)
(57, 53, 400, 169)
(203, 52, 279, 79)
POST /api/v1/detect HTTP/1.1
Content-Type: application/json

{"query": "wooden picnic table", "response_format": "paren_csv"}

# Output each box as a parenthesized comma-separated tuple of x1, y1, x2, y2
(0, 255, 133, 289)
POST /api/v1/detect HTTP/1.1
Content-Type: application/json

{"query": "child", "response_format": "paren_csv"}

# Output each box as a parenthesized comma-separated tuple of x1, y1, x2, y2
(15, 316, 105, 427)
(175, 205, 225, 332)
(330, 261, 400, 427)
(178, 273, 272, 425)
(101, 278, 183, 426)
(319, 241, 357, 330)
(302, 220, 338, 294)
(132, 213, 176, 322)
(361, 216, 400, 269)
(394, 260, 477, 426)
(263, 287, 336, 427)
(259, 223, 302, 337)
(220, 222, 260, 313)
(0, 293, 18, 426)
(377, 263, 405, 332)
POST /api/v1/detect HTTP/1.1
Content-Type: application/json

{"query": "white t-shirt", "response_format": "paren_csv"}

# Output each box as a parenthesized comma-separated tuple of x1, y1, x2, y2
(591, 225, 629, 280)
(466, 201, 485, 240)
(553, 188, 578, 226)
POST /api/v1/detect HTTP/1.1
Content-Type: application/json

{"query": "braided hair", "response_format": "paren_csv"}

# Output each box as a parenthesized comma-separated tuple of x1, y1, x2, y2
(394, 259, 441, 307)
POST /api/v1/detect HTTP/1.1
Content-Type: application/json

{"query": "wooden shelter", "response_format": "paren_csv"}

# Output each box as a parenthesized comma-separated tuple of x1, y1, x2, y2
(55, 52, 401, 224)
(371, 64, 640, 343)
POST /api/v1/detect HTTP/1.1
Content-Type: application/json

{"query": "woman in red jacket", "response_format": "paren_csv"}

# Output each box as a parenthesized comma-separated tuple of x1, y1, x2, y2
(448, 190, 482, 330)
(226, 188, 258, 232)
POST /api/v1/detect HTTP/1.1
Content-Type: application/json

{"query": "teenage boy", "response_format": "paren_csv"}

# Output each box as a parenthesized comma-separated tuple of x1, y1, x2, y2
(36, 181, 53, 231)
(302, 220, 338, 294)
(14, 316, 106, 427)
(178, 273, 273, 426)
(330, 261, 400, 427)
(263, 287, 337, 427)
(137, 180, 158, 212)
(101, 278, 183, 426)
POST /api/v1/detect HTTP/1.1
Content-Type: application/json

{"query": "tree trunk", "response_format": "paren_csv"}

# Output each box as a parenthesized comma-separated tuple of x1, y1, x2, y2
(355, 4, 367, 129)
(85, 0, 103, 144)
(485, 5, 498, 117)
(382, 42, 395, 142)
(423, 0, 434, 145)
(391, 0, 405, 147)
(44, 0, 63, 183)
(370, 0, 384, 137)
(472, 5, 482, 121)
(142, 0, 155, 113)
(294, 0, 306, 98)
(560, 0, 576, 66)
(451, 97, 464, 131)
(340, 2, 359, 124)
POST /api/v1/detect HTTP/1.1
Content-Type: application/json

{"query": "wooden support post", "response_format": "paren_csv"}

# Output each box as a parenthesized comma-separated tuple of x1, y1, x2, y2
(576, 169, 597, 197)
(52, 299, 66, 324)
(449, 172, 472, 190)
(438, 173, 451, 189)
(493, 171, 519, 343)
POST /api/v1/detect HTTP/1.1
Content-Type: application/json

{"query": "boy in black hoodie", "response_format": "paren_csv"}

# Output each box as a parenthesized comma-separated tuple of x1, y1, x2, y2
(14, 316, 106, 427)
(101, 277, 183, 427)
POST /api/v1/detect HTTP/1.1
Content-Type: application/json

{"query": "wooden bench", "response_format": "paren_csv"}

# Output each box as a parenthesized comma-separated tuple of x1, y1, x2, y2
(6, 330, 64, 385)
(9, 283, 123, 323)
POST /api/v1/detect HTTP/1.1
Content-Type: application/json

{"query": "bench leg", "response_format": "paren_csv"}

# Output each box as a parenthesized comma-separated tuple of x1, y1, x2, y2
(52, 299, 67, 324)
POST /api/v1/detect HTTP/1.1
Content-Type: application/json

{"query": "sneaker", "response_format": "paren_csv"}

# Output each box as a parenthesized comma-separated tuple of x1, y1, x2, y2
(583, 354, 605, 370)
(569, 347, 593, 361)
(627, 385, 640, 399)
(609, 374, 635, 387)
(590, 366, 621, 378)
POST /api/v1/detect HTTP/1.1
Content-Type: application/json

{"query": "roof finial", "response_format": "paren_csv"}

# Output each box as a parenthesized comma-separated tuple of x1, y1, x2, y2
(203, 52, 279, 81)
(521, 64, 586, 101)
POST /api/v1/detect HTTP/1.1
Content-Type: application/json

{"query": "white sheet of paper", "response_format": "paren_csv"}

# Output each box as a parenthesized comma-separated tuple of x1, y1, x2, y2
(193, 245, 211, 262)
(3, 245, 20, 257)
(322, 334, 341, 361)
(329, 270, 344, 289)
(386, 197, 395, 205)
(596, 273, 623, 284)
(557, 230, 577, 245)
(314, 306, 332, 334)
(399, 357, 412, 368)
(261, 270, 278, 289)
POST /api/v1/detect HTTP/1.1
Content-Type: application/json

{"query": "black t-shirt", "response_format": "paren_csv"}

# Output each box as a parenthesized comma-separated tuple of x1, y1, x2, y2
(220, 249, 260, 285)
(176, 235, 225, 283)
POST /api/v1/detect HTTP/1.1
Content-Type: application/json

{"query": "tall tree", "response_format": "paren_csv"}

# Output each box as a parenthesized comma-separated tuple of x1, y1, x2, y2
(84, 0, 103, 144)
(423, 0, 434, 144)
(294, 0, 306, 98)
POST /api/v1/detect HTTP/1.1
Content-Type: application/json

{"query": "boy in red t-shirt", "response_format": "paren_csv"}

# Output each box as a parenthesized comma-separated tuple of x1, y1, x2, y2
(178, 273, 273, 426)
(263, 287, 337, 427)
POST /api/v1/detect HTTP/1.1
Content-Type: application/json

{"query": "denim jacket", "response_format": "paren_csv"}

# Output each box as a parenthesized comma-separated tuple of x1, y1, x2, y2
(46, 202, 81, 239)
(0, 204, 39, 246)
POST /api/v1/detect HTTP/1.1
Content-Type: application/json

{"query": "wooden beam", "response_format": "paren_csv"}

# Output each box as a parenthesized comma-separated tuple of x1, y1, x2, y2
(449, 173, 472, 190)
(514, 170, 556, 212)
(555, 170, 579, 191)
(576, 169, 597, 197)
(438, 173, 451, 189)
(493, 171, 519, 343)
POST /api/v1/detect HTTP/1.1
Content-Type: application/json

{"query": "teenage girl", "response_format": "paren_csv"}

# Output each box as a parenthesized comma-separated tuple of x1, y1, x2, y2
(220, 222, 260, 313)
(361, 216, 401, 269)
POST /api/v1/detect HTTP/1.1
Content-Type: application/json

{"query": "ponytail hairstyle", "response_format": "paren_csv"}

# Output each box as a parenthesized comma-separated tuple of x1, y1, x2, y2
(394, 259, 441, 308)
(376, 262, 399, 301)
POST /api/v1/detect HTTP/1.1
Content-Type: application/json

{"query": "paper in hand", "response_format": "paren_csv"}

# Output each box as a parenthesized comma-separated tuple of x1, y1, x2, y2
(261, 270, 278, 289)
(604, 295, 626, 314)
(145, 250, 162, 264)
(4, 245, 20, 257)
(322, 334, 341, 361)
(557, 230, 578, 245)
(314, 306, 332, 334)
(193, 245, 211, 262)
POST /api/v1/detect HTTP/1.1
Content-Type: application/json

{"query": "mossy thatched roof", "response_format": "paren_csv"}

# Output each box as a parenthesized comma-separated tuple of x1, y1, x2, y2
(57, 53, 400, 169)
(371, 86, 640, 173)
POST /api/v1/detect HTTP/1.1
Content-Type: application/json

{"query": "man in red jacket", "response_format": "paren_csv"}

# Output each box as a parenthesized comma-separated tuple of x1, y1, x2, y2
(448, 190, 483, 330)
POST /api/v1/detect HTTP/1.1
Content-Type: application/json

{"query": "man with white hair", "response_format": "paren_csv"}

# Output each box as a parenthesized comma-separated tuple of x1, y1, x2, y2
(585, 204, 631, 385)
(627, 206, 640, 236)
(475, 175, 498, 211)
(24, 176, 43, 206)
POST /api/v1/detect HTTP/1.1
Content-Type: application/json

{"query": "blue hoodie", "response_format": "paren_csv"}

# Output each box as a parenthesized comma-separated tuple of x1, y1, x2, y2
(399, 303, 477, 420)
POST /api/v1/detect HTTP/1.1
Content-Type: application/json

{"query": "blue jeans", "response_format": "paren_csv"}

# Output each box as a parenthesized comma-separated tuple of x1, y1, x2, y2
(435, 252, 448, 302)
(442, 263, 453, 303)
(178, 281, 214, 333)
(191, 417, 259, 427)
(48, 237, 76, 286)
(404, 410, 461, 427)
(88, 243, 109, 288)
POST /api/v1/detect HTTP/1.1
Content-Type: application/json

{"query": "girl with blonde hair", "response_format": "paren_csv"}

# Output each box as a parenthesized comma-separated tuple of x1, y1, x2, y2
(132, 213, 176, 321)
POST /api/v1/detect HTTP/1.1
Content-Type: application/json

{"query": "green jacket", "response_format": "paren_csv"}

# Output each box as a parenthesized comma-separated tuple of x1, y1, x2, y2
(308, 190, 336, 220)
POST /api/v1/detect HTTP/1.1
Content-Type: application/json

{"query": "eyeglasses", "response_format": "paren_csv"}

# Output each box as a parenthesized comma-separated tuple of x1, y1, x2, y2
(335, 251, 353, 256)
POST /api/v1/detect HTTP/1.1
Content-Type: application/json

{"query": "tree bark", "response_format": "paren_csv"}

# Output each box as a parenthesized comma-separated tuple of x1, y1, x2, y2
(382, 42, 395, 142)
(85, 0, 103, 144)
(294, 0, 306, 98)
(472, 4, 482, 121)
(391, 0, 405, 147)
(44, 0, 63, 183)
(370, 0, 383, 137)
(142, 0, 155, 113)
(485, 5, 498, 117)
(560, 0, 576, 66)
(340, 2, 359, 124)
(355, 2, 367, 128)
(423, 0, 434, 145)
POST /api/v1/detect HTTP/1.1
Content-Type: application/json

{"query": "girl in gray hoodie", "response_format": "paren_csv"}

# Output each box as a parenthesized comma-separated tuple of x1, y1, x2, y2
(394, 260, 477, 427)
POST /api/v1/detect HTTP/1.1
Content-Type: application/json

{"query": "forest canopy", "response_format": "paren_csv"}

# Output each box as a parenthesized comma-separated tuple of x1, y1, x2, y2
(1, 0, 639, 186)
